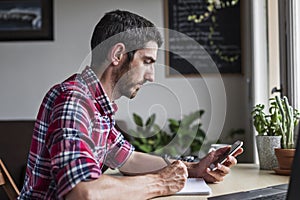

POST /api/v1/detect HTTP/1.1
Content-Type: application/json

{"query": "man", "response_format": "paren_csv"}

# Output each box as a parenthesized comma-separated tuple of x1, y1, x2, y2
(18, 10, 243, 200)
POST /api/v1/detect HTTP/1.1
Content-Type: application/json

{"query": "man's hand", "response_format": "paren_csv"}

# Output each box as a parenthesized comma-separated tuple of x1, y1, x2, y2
(156, 160, 188, 195)
(187, 146, 243, 182)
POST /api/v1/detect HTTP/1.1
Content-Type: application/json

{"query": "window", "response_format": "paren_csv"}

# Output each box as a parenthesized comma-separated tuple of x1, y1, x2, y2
(278, 0, 300, 109)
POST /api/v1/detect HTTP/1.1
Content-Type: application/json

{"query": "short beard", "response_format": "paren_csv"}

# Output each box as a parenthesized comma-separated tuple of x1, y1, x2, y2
(112, 59, 132, 99)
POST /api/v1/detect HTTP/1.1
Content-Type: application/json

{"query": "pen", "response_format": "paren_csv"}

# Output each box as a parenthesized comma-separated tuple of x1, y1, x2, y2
(163, 154, 171, 166)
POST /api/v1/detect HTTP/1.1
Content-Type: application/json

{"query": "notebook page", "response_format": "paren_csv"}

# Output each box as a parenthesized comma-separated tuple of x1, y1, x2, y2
(176, 178, 212, 195)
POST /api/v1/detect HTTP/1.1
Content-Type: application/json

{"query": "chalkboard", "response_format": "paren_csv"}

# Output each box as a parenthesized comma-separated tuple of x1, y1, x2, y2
(164, 0, 242, 76)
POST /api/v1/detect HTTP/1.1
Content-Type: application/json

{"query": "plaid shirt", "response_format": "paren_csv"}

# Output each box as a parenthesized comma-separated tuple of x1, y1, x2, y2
(19, 66, 134, 199)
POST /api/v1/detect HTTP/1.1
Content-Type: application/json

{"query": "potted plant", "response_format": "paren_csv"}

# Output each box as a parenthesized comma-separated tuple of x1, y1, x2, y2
(127, 110, 206, 158)
(252, 95, 300, 172)
(251, 98, 283, 170)
(273, 96, 300, 175)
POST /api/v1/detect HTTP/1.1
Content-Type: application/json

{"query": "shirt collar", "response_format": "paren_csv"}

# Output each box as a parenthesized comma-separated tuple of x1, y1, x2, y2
(80, 66, 117, 115)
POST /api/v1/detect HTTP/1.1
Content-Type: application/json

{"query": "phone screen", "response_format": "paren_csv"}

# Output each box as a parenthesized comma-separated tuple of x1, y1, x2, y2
(209, 140, 243, 171)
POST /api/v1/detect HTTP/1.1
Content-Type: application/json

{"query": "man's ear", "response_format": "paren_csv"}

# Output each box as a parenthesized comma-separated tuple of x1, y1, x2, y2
(109, 43, 126, 66)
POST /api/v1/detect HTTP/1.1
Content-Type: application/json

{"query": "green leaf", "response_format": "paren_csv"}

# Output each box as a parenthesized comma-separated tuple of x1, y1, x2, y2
(131, 140, 141, 147)
(145, 114, 156, 127)
(181, 110, 204, 127)
(148, 139, 155, 145)
(168, 119, 180, 133)
(145, 114, 156, 133)
(191, 142, 202, 153)
(139, 144, 152, 153)
(168, 119, 179, 126)
(152, 124, 161, 132)
(133, 113, 143, 127)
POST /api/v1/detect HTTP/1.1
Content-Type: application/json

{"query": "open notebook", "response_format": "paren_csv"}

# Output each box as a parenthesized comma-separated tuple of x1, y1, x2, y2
(176, 178, 211, 195)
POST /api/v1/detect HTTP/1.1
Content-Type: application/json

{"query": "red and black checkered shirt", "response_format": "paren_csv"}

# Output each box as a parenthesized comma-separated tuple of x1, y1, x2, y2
(19, 66, 134, 199)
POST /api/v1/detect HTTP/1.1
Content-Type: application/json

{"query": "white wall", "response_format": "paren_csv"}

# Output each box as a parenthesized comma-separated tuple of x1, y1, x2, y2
(0, 0, 252, 160)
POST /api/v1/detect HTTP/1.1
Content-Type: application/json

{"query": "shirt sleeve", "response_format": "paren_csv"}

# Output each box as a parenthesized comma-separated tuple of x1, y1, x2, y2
(46, 89, 102, 199)
(104, 126, 135, 169)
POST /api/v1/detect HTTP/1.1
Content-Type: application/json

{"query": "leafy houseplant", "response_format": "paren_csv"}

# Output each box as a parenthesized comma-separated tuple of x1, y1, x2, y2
(252, 95, 300, 171)
(127, 110, 206, 157)
(127, 113, 171, 154)
(252, 96, 284, 169)
(167, 110, 206, 156)
(252, 95, 300, 147)
(252, 101, 282, 137)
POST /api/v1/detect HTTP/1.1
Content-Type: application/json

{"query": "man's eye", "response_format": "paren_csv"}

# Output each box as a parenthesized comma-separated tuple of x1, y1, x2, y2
(144, 60, 151, 64)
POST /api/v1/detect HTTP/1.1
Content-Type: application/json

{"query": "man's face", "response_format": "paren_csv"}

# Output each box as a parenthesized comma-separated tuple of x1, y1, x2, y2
(113, 41, 158, 99)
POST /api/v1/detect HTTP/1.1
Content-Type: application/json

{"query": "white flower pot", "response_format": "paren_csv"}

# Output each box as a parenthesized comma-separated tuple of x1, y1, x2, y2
(256, 135, 282, 170)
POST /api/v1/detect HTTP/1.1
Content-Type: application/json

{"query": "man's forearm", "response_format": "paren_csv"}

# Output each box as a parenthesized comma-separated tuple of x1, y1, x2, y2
(119, 151, 168, 175)
(65, 174, 167, 200)
(65, 167, 188, 200)
(119, 151, 202, 177)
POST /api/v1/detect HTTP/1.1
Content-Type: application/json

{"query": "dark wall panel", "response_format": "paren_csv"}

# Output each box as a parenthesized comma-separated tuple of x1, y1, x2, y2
(0, 121, 34, 199)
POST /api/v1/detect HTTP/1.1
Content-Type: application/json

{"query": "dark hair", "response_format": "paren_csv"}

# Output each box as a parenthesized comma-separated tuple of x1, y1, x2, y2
(91, 10, 163, 67)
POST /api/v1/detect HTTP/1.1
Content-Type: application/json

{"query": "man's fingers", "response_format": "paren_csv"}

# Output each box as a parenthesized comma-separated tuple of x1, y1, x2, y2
(206, 167, 225, 182)
(215, 146, 231, 156)
(232, 147, 244, 157)
(168, 160, 188, 180)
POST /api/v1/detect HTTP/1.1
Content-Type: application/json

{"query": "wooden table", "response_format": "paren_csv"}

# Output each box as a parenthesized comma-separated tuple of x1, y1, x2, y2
(105, 163, 290, 199)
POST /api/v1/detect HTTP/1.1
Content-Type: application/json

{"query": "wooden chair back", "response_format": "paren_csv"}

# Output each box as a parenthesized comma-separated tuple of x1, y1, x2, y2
(0, 159, 20, 200)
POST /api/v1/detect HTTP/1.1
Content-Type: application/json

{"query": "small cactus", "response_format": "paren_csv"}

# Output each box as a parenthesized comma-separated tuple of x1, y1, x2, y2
(275, 96, 300, 149)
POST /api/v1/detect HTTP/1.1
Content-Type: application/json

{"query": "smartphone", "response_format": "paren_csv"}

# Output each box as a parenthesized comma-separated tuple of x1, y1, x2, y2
(209, 140, 243, 171)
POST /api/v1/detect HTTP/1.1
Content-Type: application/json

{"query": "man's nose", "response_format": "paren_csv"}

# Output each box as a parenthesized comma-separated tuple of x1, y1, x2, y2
(145, 64, 155, 82)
